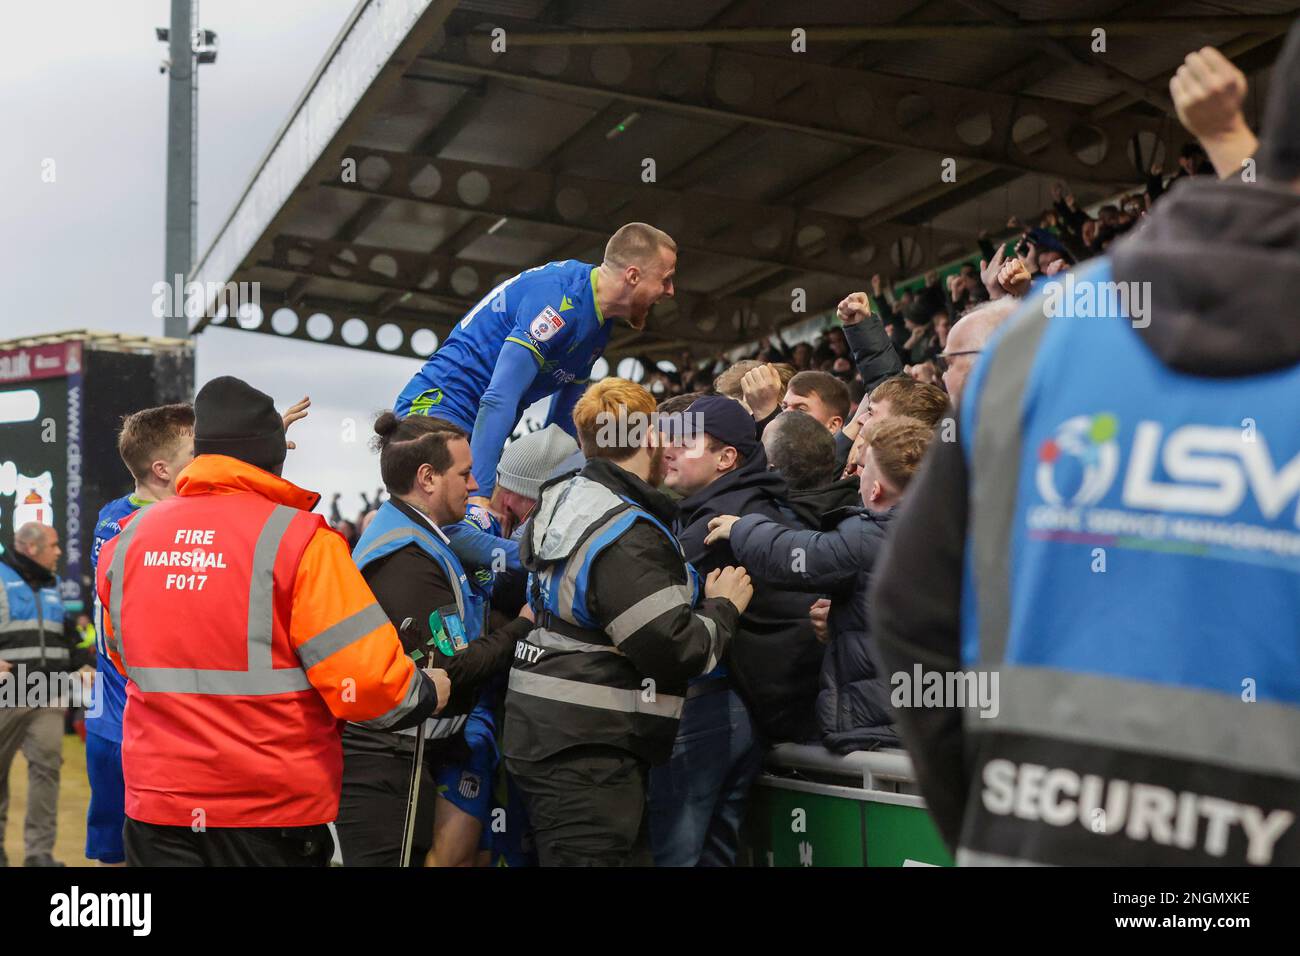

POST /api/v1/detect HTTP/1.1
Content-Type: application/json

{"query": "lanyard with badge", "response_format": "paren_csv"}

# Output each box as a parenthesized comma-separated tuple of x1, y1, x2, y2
(405, 605, 467, 663)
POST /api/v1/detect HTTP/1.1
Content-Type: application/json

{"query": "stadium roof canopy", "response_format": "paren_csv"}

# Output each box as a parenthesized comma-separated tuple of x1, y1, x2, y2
(189, 0, 1296, 363)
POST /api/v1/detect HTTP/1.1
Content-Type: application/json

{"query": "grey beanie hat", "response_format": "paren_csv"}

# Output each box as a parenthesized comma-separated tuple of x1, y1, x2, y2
(497, 424, 580, 499)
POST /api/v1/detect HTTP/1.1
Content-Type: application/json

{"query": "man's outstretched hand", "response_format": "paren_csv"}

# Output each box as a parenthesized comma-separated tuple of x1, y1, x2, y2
(281, 396, 311, 451)
(980, 244, 1008, 301)
(704, 514, 740, 546)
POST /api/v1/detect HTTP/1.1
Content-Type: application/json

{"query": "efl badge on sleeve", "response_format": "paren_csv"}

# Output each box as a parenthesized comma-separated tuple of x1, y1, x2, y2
(528, 306, 565, 343)
(466, 504, 493, 531)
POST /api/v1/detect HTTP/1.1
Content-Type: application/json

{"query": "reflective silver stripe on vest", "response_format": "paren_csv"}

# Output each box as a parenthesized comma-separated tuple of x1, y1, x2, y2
(123, 505, 314, 696)
(555, 510, 629, 623)
(353, 526, 424, 566)
(956, 848, 1049, 867)
(246, 505, 297, 671)
(0, 646, 70, 661)
(0, 618, 65, 635)
(696, 614, 720, 673)
(605, 585, 691, 646)
(508, 668, 685, 720)
(355, 668, 424, 730)
(394, 713, 468, 739)
(970, 298, 1053, 666)
(529, 627, 624, 656)
(129, 667, 311, 695)
(966, 664, 1300, 780)
(105, 511, 149, 665)
(355, 524, 465, 622)
(0, 619, 60, 635)
(296, 603, 389, 670)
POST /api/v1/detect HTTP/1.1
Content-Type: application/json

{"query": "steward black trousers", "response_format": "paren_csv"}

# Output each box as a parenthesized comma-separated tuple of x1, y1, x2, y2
(123, 818, 333, 867)
(506, 745, 652, 867)
(335, 749, 437, 867)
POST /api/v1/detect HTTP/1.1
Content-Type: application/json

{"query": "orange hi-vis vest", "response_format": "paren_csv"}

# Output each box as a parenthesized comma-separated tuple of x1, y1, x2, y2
(97, 455, 425, 829)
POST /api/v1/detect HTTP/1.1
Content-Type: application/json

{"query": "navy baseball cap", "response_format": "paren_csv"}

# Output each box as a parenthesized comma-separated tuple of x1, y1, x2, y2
(1026, 228, 1073, 263)
(667, 394, 759, 458)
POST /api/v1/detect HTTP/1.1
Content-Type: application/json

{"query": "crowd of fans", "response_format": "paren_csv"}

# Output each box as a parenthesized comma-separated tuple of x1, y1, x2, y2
(633, 137, 1215, 421)
(327, 490, 387, 549)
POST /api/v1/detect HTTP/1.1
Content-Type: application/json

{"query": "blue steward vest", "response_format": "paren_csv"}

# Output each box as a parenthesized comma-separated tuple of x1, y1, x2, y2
(955, 258, 1300, 866)
(530, 495, 702, 630)
(352, 501, 487, 740)
(0, 560, 67, 672)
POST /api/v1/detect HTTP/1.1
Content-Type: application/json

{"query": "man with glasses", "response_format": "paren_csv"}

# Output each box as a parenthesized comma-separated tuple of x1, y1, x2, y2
(937, 299, 1018, 408)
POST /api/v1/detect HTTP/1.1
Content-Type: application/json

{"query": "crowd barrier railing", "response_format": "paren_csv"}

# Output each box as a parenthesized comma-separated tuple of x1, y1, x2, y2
(739, 743, 954, 867)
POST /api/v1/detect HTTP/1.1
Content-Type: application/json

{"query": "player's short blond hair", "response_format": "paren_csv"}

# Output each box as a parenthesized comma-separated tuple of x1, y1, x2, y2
(604, 223, 677, 270)
(573, 377, 658, 462)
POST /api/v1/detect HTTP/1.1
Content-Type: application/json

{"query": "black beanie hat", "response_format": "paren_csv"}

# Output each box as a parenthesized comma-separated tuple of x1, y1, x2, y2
(1259, 21, 1300, 183)
(193, 376, 287, 473)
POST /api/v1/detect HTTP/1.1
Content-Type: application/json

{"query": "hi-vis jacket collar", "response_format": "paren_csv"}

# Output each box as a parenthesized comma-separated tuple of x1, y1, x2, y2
(175, 454, 321, 512)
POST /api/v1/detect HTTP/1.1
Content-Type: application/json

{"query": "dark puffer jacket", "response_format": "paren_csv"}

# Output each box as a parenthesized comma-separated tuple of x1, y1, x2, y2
(728, 505, 898, 753)
(676, 449, 821, 744)
(787, 476, 862, 529)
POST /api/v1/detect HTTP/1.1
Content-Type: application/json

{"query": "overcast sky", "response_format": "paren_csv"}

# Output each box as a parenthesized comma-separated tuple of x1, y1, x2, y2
(2, 0, 430, 520)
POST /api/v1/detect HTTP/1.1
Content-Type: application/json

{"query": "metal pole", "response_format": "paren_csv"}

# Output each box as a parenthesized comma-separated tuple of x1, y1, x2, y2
(164, 0, 194, 340)
(400, 720, 429, 868)
(190, 0, 200, 270)
(398, 617, 427, 868)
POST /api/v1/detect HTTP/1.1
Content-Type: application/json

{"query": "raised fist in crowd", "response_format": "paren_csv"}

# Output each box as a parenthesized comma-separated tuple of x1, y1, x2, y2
(1172, 47, 1247, 144)
(998, 257, 1033, 297)
(836, 291, 871, 326)
(740, 364, 784, 421)
(1170, 46, 1259, 179)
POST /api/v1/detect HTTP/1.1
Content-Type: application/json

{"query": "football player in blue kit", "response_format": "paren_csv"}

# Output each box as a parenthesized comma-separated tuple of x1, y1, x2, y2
(394, 222, 677, 503)
(84, 404, 196, 866)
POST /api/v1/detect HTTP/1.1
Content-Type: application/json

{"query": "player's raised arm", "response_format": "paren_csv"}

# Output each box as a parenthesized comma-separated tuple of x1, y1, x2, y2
(471, 294, 575, 497)
(544, 378, 587, 437)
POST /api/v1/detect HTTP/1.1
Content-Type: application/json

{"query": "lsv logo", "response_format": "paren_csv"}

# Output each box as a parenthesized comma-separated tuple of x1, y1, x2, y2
(1038, 415, 1300, 525)
(1124, 423, 1300, 523)
(1037, 414, 1119, 507)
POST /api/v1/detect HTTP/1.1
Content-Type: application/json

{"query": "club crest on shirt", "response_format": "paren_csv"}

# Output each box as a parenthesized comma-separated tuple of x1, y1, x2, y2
(528, 306, 565, 343)
(459, 771, 481, 800)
